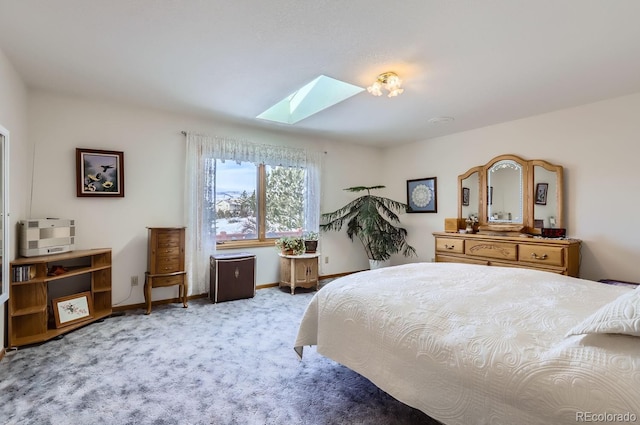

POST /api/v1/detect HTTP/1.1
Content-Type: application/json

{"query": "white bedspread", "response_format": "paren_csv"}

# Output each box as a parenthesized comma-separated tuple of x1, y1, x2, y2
(294, 263, 640, 425)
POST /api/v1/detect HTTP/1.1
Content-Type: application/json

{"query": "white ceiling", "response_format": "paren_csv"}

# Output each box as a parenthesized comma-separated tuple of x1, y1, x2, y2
(2, 0, 640, 147)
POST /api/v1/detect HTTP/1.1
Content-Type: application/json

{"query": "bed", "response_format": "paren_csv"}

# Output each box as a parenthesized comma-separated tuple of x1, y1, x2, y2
(294, 263, 640, 425)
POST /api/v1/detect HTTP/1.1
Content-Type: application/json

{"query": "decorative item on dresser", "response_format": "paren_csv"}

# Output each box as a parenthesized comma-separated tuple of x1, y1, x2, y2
(145, 227, 187, 315)
(279, 252, 320, 294)
(210, 252, 256, 303)
(8, 248, 112, 348)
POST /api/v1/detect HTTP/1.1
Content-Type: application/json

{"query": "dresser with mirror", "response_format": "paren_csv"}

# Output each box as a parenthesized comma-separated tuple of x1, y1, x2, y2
(434, 154, 581, 277)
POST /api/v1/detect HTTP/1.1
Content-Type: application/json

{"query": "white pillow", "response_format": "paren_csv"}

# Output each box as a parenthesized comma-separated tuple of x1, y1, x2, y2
(566, 286, 640, 337)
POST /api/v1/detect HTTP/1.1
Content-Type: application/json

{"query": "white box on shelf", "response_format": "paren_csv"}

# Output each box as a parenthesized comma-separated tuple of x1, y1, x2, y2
(19, 218, 76, 257)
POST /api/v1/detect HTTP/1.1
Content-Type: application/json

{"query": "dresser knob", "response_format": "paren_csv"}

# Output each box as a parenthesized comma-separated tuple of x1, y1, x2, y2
(531, 253, 548, 260)
(445, 244, 454, 250)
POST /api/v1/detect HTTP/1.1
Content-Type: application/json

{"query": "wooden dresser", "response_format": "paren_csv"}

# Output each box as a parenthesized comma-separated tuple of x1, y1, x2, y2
(145, 227, 187, 314)
(433, 232, 581, 277)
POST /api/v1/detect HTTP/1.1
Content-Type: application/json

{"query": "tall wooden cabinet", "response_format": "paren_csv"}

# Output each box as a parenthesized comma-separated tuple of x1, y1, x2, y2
(145, 227, 187, 314)
(8, 248, 112, 348)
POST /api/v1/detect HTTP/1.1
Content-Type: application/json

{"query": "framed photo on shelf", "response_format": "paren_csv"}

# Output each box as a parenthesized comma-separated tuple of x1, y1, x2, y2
(535, 183, 548, 205)
(52, 292, 94, 328)
(76, 148, 125, 197)
(462, 187, 470, 206)
(407, 177, 437, 213)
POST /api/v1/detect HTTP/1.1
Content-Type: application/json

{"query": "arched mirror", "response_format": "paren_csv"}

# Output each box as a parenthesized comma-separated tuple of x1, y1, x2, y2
(458, 166, 481, 221)
(485, 158, 524, 224)
(529, 160, 564, 234)
(0, 125, 9, 304)
(458, 154, 563, 234)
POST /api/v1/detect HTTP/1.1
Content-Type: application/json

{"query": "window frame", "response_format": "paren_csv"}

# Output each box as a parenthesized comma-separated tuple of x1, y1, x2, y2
(216, 163, 304, 249)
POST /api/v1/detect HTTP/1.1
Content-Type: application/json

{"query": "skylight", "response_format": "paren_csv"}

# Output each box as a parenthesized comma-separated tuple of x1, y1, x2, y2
(257, 75, 364, 125)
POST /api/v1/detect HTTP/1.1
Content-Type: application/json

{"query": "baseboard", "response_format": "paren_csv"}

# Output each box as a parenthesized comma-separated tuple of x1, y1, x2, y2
(112, 270, 364, 313)
(255, 270, 362, 290)
(256, 282, 278, 289)
(0, 347, 5, 362)
(319, 270, 365, 280)
(112, 293, 208, 313)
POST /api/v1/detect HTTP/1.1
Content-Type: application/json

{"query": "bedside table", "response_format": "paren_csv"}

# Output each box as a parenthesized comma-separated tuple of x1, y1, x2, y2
(279, 253, 320, 294)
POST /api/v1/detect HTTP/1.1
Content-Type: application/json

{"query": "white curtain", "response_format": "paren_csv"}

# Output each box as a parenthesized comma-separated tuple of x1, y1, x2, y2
(184, 132, 322, 295)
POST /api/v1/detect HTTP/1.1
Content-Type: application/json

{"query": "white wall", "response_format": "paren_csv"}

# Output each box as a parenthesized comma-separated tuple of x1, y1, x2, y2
(27, 90, 382, 307)
(6, 59, 640, 345)
(0, 47, 30, 348)
(383, 92, 640, 282)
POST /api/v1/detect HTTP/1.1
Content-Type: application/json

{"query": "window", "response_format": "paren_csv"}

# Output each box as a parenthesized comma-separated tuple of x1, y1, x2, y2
(184, 133, 321, 294)
(213, 160, 306, 244)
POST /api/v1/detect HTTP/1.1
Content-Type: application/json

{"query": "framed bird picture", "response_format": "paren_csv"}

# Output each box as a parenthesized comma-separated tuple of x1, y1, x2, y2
(76, 148, 125, 197)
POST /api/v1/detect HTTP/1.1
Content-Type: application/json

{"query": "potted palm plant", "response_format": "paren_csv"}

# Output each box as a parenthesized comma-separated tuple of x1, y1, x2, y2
(320, 185, 416, 268)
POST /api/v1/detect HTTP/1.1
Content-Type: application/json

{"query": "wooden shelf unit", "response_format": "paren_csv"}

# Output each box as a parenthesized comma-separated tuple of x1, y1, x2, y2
(8, 248, 112, 348)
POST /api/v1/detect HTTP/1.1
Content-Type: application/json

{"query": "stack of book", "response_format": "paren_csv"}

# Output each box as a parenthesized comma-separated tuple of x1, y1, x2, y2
(12, 265, 33, 282)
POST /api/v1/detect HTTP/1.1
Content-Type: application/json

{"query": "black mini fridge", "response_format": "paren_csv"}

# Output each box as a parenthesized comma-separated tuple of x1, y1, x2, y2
(210, 252, 256, 303)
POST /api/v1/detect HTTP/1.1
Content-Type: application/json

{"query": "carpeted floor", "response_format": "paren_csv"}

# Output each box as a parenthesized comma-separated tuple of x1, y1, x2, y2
(0, 285, 440, 425)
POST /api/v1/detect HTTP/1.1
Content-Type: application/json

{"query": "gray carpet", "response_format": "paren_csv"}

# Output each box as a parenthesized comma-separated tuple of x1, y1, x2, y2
(0, 286, 440, 425)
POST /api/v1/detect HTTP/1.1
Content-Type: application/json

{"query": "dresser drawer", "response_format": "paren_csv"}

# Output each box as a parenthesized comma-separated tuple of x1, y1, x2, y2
(156, 231, 181, 248)
(154, 258, 181, 273)
(148, 273, 185, 288)
(518, 244, 564, 267)
(436, 254, 488, 265)
(154, 246, 180, 257)
(435, 237, 464, 254)
(465, 240, 517, 261)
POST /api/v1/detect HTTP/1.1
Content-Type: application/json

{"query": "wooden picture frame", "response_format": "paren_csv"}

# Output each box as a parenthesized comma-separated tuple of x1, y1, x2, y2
(535, 183, 548, 205)
(76, 148, 125, 197)
(462, 187, 470, 206)
(406, 177, 437, 213)
(52, 291, 94, 328)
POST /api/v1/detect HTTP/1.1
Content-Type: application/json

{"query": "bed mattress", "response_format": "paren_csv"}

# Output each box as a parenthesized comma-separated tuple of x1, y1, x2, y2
(294, 263, 640, 425)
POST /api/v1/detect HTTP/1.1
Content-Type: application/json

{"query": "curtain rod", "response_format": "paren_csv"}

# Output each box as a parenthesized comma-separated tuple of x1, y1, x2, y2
(180, 131, 326, 154)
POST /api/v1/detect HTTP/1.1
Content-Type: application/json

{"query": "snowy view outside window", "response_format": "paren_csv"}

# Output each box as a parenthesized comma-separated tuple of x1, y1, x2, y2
(214, 160, 304, 241)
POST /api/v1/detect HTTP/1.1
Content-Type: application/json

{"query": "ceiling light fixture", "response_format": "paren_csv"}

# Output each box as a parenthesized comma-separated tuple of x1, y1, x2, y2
(367, 71, 404, 98)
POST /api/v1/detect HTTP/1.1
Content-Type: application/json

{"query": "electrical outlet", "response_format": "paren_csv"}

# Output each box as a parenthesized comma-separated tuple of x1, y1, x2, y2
(131, 275, 139, 286)
(324, 256, 329, 264)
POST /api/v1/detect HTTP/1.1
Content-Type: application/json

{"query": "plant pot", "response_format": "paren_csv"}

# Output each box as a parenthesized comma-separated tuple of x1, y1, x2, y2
(281, 249, 295, 255)
(369, 259, 391, 270)
(304, 240, 318, 253)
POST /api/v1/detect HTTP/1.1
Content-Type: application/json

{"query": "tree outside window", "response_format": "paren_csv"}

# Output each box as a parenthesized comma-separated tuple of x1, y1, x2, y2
(214, 160, 305, 242)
